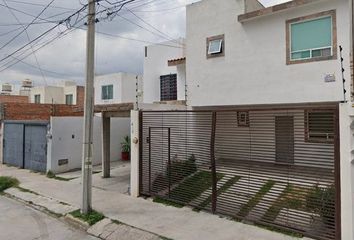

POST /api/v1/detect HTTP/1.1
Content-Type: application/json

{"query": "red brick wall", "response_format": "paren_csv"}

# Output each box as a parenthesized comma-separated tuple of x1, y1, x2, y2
(2, 103, 83, 121)
(76, 86, 85, 107)
(0, 95, 28, 103)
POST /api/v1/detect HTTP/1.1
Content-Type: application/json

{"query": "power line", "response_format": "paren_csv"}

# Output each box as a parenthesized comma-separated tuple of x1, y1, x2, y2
(92, 27, 183, 48)
(124, 5, 180, 44)
(2, 0, 52, 84)
(5, 0, 77, 11)
(0, 4, 89, 64)
(0, 0, 56, 51)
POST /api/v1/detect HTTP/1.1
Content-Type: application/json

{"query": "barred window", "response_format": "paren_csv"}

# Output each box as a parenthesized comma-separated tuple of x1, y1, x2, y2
(160, 74, 177, 101)
(306, 111, 334, 143)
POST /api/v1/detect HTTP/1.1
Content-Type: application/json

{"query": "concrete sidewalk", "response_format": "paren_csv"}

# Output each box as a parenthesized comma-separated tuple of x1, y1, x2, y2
(0, 164, 310, 240)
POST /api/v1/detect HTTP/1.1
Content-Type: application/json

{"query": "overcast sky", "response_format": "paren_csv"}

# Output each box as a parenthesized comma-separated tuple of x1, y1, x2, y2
(0, 0, 288, 88)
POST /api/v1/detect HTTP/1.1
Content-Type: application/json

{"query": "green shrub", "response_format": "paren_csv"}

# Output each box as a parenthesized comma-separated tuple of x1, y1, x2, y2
(46, 171, 55, 178)
(0, 176, 19, 192)
(305, 185, 335, 224)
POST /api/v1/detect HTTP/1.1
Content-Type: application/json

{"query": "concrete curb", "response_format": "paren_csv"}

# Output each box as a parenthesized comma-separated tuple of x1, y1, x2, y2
(3, 187, 164, 240)
(63, 214, 91, 231)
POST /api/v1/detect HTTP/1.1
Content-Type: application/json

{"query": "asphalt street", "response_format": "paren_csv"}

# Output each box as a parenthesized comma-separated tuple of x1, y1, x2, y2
(0, 196, 98, 240)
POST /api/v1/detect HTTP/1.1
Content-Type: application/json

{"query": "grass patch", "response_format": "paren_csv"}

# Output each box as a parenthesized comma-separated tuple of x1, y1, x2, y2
(70, 209, 105, 226)
(238, 180, 275, 218)
(196, 175, 240, 210)
(46, 171, 73, 181)
(262, 184, 293, 222)
(0, 176, 19, 192)
(169, 171, 224, 203)
(153, 196, 185, 208)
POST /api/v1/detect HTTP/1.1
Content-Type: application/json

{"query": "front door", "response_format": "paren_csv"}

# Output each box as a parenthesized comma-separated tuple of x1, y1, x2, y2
(275, 116, 294, 164)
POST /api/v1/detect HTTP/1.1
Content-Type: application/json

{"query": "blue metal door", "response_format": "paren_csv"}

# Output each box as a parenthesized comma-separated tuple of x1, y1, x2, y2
(3, 123, 24, 168)
(24, 125, 47, 172)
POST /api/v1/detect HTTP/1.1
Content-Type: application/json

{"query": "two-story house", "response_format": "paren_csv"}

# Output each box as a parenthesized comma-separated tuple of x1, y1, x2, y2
(132, 1, 354, 240)
(143, 38, 186, 104)
(94, 72, 143, 105)
(30, 80, 84, 106)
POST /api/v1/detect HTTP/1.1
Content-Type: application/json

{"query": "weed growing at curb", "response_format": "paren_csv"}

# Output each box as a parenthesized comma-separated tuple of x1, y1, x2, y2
(70, 209, 105, 226)
(46, 171, 74, 181)
(0, 176, 19, 192)
(111, 219, 123, 225)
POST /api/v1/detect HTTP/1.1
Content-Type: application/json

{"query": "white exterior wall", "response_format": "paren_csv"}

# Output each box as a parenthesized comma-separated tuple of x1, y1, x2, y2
(94, 73, 141, 105)
(95, 74, 123, 105)
(143, 39, 185, 103)
(186, 0, 351, 106)
(340, 102, 354, 240)
(63, 85, 77, 105)
(47, 116, 130, 173)
(30, 86, 64, 104)
(121, 73, 141, 103)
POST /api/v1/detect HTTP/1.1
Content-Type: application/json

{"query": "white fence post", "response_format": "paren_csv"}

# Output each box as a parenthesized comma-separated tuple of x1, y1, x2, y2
(130, 110, 140, 197)
(340, 103, 354, 239)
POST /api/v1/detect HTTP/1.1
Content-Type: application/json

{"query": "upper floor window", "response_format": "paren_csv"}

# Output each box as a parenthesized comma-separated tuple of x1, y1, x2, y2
(286, 10, 337, 64)
(160, 74, 177, 101)
(34, 94, 41, 104)
(101, 85, 113, 100)
(65, 94, 73, 105)
(206, 34, 225, 59)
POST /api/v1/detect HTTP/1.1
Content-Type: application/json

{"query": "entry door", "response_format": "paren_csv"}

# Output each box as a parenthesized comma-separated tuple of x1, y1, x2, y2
(149, 127, 170, 194)
(24, 125, 47, 172)
(275, 116, 294, 164)
(3, 124, 24, 168)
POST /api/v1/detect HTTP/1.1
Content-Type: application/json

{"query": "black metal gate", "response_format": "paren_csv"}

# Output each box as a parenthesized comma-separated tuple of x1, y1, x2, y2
(139, 105, 340, 240)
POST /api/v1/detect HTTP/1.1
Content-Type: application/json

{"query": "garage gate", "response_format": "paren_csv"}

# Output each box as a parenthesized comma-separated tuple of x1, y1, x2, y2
(139, 105, 340, 240)
(3, 121, 48, 172)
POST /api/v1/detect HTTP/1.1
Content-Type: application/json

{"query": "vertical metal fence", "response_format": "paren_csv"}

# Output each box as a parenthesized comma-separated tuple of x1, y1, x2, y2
(139, 105, 340, 240)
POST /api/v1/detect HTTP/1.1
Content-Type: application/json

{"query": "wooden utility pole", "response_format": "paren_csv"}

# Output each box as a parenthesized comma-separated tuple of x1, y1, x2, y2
(81, 0, 96, 214)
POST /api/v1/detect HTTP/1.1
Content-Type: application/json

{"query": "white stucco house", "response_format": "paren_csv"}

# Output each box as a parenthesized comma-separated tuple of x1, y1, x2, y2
(94, 72, 143, 105)
(130, 0, 354, 239)
(143, 38, 186, 104)
(30, 81, 84, 105)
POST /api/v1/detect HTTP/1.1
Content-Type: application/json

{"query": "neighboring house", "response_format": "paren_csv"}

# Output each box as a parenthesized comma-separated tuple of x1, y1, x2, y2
(131, 1, 354, 240)
(143, 38, 186, 103)
(94, 73, 143, 105)
(30, 81, 84, 106)
(0, 102, 84, 173)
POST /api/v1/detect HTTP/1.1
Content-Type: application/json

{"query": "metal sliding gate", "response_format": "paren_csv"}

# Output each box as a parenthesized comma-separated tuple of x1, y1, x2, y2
(3, 121, 48, 172)
(139, 107, 340, 240)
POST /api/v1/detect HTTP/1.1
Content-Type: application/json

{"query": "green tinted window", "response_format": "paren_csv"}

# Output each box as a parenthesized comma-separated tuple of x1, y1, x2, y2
(102, 85, 113, 100)
(291, 16, 332, 52)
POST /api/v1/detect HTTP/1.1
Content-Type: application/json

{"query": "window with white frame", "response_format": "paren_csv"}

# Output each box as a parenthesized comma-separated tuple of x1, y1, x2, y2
(206, 34, 225, 58)
(287, 10, 336, 64)
(101, 85, 113, 100)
